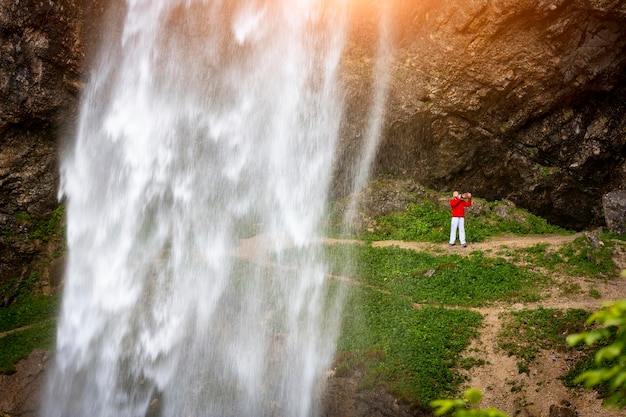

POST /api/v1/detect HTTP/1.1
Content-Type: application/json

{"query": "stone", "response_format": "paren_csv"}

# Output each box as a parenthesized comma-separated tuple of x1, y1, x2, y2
(0, 349, 48, 417)
(549, 401, 577, 417)
(603, 190, 626, 234)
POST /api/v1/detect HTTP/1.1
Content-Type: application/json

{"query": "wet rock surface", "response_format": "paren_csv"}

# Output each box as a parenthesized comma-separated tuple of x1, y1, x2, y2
(0, 349, 48, 417)
(0, 0, 83, 303)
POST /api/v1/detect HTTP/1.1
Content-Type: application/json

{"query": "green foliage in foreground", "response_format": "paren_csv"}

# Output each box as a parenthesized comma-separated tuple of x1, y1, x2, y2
(431, 388, 510, 417)
(326, 244, 545, 307)
(360, 199, 569, 243)
(567, 299, 626, 409)
(337, 283, 482, 405)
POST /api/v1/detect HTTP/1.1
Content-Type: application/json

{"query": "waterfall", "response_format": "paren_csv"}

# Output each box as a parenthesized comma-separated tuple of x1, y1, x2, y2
(43, 1, 350, 416)
(344, 3, 393, 226)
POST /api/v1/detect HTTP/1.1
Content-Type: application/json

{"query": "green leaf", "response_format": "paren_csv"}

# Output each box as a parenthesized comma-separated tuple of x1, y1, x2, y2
(463, 387, 483, 405)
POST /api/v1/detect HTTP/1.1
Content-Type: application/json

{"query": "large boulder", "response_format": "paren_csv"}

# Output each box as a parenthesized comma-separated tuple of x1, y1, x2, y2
(603, 190, 626, 234)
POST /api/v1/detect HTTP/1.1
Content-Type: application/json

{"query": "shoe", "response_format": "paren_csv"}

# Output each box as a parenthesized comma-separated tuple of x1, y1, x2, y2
(449, 243, 455, 247)
(462, 243, 467, 247)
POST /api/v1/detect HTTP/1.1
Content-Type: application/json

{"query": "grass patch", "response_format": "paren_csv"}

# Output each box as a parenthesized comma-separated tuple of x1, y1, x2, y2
(0, 320, 56, 374)
(0, 295, 59, 333)
(326, 244, 546, 307)
(509, 235, 620, 280)
(362, 201, 450, 242)
(498, 307, 591, 370)
(337, 283, 482, 406)
(358, 198, 569, 243)
(0, 294, 59, 374)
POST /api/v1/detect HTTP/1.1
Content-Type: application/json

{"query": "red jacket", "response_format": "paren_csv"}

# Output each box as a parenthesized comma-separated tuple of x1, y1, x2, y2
(450, 197, 472, 217)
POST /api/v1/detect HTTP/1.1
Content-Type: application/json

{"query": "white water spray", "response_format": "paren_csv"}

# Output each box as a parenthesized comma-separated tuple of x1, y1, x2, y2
(43, 1, 350, 416)
(344, 4, 393, 225)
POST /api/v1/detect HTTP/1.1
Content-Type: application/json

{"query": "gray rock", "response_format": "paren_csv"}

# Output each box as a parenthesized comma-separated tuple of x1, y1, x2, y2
(603, 190, 626, 234)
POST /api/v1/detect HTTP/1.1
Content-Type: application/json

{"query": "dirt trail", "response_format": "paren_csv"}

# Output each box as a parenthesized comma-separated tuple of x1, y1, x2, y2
(370, 233, 580, 254)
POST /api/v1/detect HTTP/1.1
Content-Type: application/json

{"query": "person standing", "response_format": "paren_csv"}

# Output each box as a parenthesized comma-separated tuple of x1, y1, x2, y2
(449, 191, 472, 247)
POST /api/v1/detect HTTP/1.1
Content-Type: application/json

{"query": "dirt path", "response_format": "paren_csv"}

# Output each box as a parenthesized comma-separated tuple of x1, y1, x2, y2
(369, 233, 581, 254)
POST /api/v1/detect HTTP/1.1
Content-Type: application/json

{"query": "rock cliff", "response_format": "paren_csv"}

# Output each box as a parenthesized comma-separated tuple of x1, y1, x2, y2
(0, 0, 84, 304)
(339, 0, 626, 230)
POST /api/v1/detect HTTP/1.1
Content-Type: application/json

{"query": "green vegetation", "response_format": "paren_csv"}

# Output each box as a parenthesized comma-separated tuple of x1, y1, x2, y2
(0, 204, 65, 373)
(501, 234, 619, 280)
(358, 198, 568, 243)
(2, 186, 624, 415)
(498, 307, 591, 373)
(326, 244, 546, 307)
(431, 388, 509, 417)
(3, 205, 65, 243)
(0, 272, 41, 304)
(337, 279, 482, 405)
(567, 300, 626, 408)
(0, 295, 58, 374)
(30, 204, 65, 242)
(326, 186, 624, 411)
(0, 321, 56, 374)
(0, 294, 59, 333)
(362, 201, 451, 242)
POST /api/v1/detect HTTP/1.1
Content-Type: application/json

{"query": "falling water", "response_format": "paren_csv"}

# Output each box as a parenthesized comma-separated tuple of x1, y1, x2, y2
(43, 1, 350, 416)
(344, 3, 392, 224)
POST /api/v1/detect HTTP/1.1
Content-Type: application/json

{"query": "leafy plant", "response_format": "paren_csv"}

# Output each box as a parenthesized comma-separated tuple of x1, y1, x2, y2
(431, 388, 509, 417)
(567, 299, 626, 408)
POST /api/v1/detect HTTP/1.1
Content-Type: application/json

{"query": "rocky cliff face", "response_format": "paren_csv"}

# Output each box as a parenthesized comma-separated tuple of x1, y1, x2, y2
(1, 0, 626, 299)
(340, 0, 626, 230)
(0, 0, 85, 304)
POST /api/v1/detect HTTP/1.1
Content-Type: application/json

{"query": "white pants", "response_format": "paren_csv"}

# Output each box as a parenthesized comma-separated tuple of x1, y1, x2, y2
(450, 217, 466, 245)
